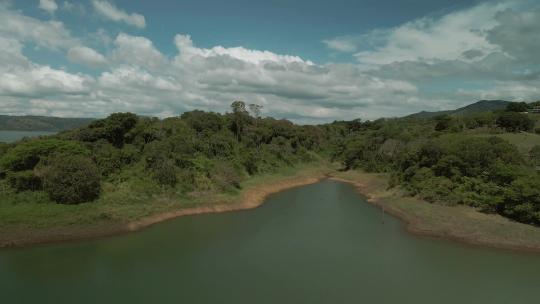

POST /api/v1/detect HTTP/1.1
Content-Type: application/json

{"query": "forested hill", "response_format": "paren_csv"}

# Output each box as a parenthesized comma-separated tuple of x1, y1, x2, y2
(407, 100, 510, 119)
(0, 115, 94, 131)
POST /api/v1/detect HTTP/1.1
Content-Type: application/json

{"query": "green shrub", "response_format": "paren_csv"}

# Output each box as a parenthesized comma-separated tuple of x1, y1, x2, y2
(530, 145, 540, 166)
(501, 174, 540, 224)
(496, 112, 534, 132)
(434, 115, 452, 131)
(150, 158, 177, 187)
(417, 176, 455, 204)
(505, 102, 529, 112)
(93, 142, 139, 176)
(210, 161, 243, 191)
(242, 152, 259, 175)
(7, 171, 42, 192)
(0, 139, 89, 172)
(41, 156, 101, 204)
(75, 113, 138, 147)
(0, 142, 9, 158)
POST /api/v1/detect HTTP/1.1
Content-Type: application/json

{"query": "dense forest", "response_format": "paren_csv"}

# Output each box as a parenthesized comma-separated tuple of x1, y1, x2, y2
(1, 101, 540, 226)
(0, 101, 330, 206)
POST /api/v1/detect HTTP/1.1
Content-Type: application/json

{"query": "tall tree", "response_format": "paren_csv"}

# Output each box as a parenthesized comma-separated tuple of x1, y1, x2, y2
(230, 101, 249, 141)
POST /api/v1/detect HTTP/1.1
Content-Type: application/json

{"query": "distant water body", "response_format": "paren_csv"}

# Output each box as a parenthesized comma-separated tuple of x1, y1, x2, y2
(1, 180, 539, 303)
(0, 130, 56, 143)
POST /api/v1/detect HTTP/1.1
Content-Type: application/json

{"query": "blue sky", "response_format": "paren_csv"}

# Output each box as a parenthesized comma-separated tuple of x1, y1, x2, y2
(0, 0, 539, 122)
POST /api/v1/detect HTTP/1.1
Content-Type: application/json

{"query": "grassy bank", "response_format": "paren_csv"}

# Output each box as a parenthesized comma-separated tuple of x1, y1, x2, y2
(4, 161, 540, 252)
(0, 162, 335, 247)
(332, 170, 540, 253)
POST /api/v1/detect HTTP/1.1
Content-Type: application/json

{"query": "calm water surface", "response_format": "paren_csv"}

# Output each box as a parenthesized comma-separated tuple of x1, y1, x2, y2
(1, 180, 539, 303)
(0, 130, 55, 143)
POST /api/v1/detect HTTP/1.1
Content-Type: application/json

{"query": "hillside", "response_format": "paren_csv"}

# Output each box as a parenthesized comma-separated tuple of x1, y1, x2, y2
(0, 115, 94, 131)
(407, 100, 510, 118)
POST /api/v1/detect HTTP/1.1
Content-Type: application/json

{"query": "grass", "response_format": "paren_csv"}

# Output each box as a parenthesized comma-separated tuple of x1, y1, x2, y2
(332, 170, 540, 252)
(476, 132, 540, 155)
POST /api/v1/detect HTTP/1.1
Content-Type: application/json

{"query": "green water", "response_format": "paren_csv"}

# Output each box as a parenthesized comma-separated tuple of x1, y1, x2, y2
(1, 180, 540, 303)
(0, 130, 55, 143)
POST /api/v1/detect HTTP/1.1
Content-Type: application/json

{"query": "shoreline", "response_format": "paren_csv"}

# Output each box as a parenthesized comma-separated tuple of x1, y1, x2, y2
(331, 172, 540, 254)
(127, 175, 326, 231)
(0, 171, 328, 248)
(3, 167, 540, 253)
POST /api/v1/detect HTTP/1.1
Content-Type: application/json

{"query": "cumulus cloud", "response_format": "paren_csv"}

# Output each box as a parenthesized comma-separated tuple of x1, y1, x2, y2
(112, 33, 167, 69)
(67, 46, 107, 67)
(174, 34, 313, 65)
(486, 8, 540, 64)
(0, 37, 91, 99)
(322, 0, 540, 116)
(39, 0, 58, 14)
(353, 2, 508, 66)
(0, 6, 77, 50)
(322, 36, 358, 52)
(169, 35, 418, 120)
(92, 0, 146, 28)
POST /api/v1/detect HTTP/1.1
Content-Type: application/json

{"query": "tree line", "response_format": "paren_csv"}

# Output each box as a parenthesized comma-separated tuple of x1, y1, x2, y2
(1, 101, 539, 226)
(333, 102, 540, 225)
(0, 102, 329, 204)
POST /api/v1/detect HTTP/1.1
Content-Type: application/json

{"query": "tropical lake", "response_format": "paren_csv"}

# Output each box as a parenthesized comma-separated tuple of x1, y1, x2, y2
(0, 130, 56, 143)
(1, 180, 539, 303)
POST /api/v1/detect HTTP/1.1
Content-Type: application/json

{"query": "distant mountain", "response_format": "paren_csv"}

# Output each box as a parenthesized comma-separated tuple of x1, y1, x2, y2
(0, 115, 94, 131)
(406, 100, 511, 119)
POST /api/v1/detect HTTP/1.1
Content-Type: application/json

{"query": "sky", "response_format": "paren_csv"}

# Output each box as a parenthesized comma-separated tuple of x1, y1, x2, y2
(0, 0, 539, 123)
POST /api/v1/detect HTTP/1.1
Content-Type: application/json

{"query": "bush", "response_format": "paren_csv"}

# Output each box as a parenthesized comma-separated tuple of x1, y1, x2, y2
(151, 159, 178, 187)
(41, 156, 101, 204)
(210, 161, 243, 191)
(7, 171, 42, 192)
(535, 128, 540, 135)
(501, 174, 540, 224)
(530, 145, 540, 166)
(505, 102, 529, 113)
(496, 112, 534, 132)
(93, 142, 139, 176)
(434, 115, 453, 131)
(0, 139, 89, 172)
(0, 142, 9, 158)
(76, 113, 138, 147)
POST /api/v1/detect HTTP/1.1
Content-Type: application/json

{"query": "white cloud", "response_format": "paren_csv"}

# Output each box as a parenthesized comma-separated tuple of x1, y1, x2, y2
(0, 37, 91, 98)
(99, 66, 181, 92)
(169, 35, 418, 120)
(322, 37, 357, 52)
(39, 0, 58, 14)
(68, 46, 107, 67)
(0, 6, 77, 50)
(486, 8, 540, 63)
(1, 66, 90, 96)
(92, 0, 146, 28)
(174, 34, 313, 66)
(353, 2, 509, 66)
(112, 33, 167, 69)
